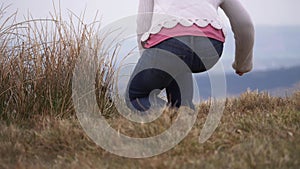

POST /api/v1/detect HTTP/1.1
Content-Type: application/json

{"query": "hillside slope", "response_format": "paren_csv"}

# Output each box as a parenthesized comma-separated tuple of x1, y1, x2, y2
(1, 91, 299, 169)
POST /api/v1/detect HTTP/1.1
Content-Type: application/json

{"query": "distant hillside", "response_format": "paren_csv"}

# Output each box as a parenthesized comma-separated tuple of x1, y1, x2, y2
(221, 26, 300, 72)
(195, 65, 300, 98)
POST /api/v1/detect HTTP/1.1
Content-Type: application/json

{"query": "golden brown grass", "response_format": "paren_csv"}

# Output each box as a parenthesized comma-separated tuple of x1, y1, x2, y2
(0, 3, 114, 121)
(0, 3, 300, 169)
(0, 91, 299, 169)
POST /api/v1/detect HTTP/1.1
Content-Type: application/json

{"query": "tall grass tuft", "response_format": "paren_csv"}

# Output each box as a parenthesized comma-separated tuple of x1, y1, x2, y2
(0, 4, 116, 121)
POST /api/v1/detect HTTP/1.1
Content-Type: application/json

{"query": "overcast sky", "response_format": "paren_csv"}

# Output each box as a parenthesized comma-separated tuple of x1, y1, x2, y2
(5, 0, 300, 26)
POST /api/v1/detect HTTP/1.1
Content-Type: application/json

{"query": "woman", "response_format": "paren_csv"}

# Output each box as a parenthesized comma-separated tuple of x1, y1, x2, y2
(127, 0, 254, 111)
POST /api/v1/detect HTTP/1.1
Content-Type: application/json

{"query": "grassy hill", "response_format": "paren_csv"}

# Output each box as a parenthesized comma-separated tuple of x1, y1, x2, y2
(0, 4, 299, 169)
(0, 91, 299, 169)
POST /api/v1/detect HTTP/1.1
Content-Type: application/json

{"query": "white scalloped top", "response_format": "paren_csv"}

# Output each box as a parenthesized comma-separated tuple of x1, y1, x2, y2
(141, 17, 226, 42)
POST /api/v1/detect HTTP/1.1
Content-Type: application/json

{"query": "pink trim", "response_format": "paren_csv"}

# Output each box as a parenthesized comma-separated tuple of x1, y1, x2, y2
(143, 24, 225, 48)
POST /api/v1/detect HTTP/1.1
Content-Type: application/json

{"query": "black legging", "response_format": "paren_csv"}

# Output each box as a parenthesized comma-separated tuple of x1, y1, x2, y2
(126, 36, 224, 111)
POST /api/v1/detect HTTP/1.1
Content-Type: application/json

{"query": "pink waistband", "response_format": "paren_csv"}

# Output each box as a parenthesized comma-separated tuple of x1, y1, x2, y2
(143, 24, 225, 48)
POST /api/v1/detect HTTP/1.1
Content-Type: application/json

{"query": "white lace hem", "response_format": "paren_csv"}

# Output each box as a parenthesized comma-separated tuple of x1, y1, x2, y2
(141, 18, 226, 42)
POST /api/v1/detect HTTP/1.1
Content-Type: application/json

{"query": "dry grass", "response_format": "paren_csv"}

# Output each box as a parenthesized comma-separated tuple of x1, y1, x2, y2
(0, 91, 299, 169)
(0, 3, 300, 169)
(0, 3, 115, 121)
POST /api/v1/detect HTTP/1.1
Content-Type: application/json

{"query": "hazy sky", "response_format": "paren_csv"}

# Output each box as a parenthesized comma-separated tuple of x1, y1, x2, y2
(2, 0, 300, 72)
(5, 0, 300, 26)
